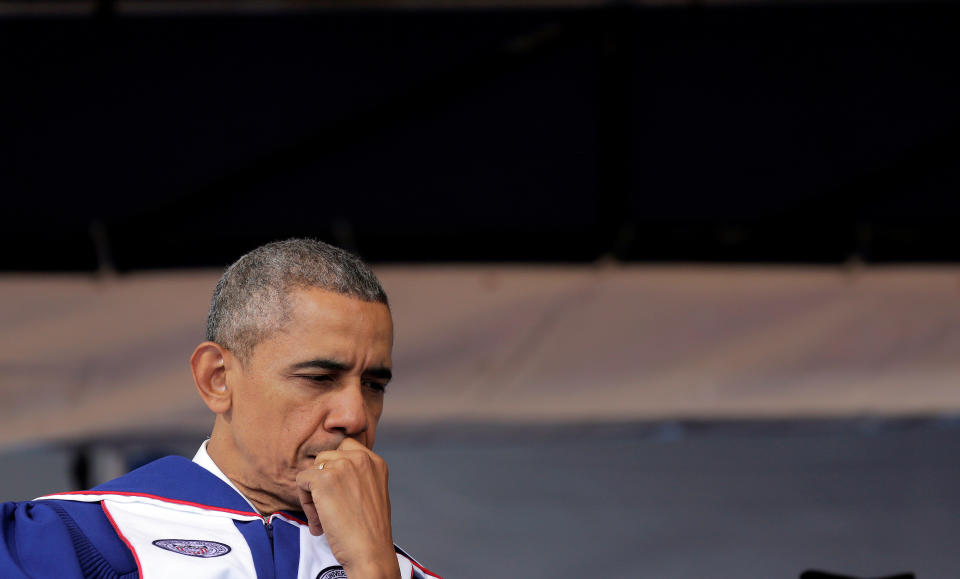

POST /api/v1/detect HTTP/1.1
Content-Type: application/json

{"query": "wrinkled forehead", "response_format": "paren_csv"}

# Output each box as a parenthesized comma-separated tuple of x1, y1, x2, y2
(284, 286, 392, 329)
(236, 285, 392, 367)
(254, 287, 394, 364)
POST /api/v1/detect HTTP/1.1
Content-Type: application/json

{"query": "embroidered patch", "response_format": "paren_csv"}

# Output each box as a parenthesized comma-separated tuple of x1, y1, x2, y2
(152, 539, 231, 558)
(317, 566, 347, 579)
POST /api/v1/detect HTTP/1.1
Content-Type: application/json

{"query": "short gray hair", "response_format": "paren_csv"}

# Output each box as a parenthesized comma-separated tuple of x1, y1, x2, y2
(205, 238, 388, 361)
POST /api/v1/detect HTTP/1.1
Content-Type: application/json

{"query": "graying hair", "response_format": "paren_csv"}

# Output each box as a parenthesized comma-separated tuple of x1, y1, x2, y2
(205, 238, 388, 361)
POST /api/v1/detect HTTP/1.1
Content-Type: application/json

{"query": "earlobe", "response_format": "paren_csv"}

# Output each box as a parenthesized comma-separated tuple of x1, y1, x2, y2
(190, 342, 232, 414)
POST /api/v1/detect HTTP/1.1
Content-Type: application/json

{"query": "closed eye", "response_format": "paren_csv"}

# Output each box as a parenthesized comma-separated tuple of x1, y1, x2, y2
(364, 380, 389, 394)
(298, 374, 335, 384)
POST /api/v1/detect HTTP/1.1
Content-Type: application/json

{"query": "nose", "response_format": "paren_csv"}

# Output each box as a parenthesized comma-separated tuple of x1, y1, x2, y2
(322, 380, 369, 437)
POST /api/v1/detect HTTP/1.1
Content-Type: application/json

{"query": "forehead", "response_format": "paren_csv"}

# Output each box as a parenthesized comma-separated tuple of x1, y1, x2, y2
(251, 287, 393, 367)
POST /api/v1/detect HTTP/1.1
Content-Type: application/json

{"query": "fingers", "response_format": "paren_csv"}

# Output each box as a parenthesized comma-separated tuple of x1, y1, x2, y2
(311, 438, 387, 481)
(295, 439, 394, 566)
(296, 483, 323, 536)
(336, 437, 367, 452)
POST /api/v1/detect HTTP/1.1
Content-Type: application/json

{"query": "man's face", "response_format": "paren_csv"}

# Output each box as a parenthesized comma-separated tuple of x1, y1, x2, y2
(222, 287, 393, 510)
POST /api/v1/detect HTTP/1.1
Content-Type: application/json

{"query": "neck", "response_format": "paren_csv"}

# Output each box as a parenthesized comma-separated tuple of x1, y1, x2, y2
(231, 479, 296, 517)
(204, 434, 299, 516)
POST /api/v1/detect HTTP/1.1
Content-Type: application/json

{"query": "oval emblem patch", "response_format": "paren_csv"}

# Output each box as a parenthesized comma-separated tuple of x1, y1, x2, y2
(317, 566, 347, 579)
(152, 539, 231, 558)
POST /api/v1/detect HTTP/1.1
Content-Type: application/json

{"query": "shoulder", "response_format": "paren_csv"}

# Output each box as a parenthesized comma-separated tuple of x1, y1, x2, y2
(0, 455, 203, 577)
(87, 455, 254, 512)
(0, 498, 137, 577)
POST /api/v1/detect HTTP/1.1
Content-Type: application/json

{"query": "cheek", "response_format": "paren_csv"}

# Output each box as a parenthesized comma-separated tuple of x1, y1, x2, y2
(369, 401, 384, 422)
(241, 388, 309, 458)
(283, 405, 326, 446)
(365, 399, 384, 448)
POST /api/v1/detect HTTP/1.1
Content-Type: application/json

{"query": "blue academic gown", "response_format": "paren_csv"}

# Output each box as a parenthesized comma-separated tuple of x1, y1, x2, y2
(0, 456, 438, 579)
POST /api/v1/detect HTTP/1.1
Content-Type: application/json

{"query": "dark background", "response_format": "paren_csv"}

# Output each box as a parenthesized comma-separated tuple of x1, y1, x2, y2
(3, 1, 959, 271)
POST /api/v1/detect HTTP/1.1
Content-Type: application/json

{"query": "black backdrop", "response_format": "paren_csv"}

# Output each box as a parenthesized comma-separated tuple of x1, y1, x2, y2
(3, 2, 959, 270)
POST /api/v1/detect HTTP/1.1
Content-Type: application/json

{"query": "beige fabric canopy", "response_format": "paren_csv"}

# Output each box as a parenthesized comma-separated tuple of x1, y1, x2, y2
(1, 265, 958, 450)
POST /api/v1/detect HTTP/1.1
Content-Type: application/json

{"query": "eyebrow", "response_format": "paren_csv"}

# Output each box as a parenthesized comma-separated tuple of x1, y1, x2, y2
(365, 366, 393, 381)
(289, 358, 392, 381)
(290, 359, 349, 372)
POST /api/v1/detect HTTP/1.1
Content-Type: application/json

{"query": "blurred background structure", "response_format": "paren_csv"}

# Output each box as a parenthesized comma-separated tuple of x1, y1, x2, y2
(1, 1, 959, 577)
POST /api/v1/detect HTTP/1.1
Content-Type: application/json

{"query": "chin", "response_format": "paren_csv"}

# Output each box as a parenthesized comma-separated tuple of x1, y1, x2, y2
(280, 493, 302, 513)
(269, 480, 301, 511)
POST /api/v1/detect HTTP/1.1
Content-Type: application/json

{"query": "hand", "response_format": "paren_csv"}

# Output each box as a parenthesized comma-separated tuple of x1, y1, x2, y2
(296, 438, 400, 578)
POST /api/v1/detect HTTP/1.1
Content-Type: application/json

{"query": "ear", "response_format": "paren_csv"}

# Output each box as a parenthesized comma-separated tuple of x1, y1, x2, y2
(190, 341, 234, 415)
